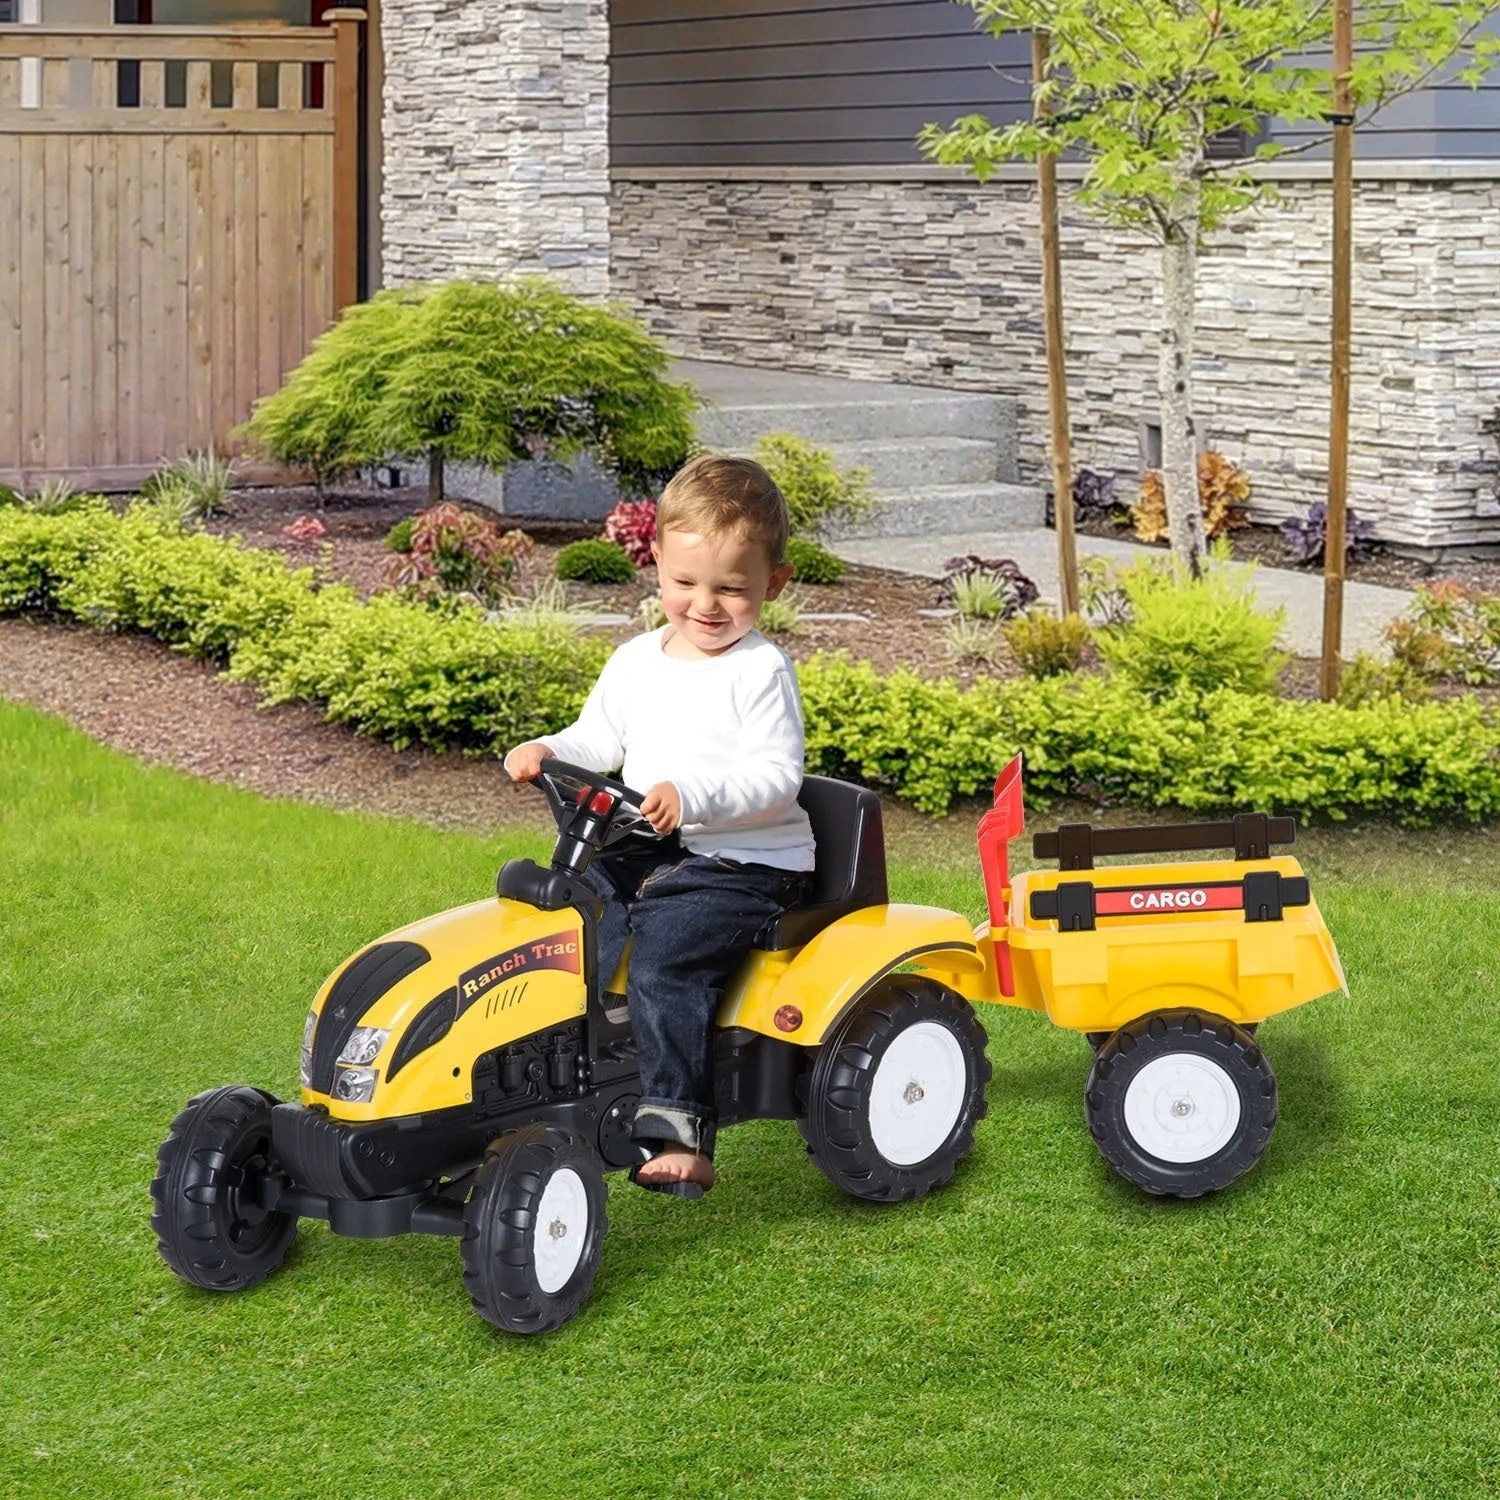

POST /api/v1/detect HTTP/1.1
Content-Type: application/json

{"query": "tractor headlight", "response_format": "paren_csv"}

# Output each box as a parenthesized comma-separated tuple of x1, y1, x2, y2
(338, 1027, 389, 1067)
(333, 1066, 378, 1104)
(300, 1009, 318, 1088)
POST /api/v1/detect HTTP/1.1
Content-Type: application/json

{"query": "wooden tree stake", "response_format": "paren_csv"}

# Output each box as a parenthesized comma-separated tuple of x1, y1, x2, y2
(1321, 0, 1353, 699)
(1033, 30, 1079, 617)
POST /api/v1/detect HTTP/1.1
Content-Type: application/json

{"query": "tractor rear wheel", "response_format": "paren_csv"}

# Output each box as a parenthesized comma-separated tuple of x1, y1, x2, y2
(460, 1122, 607, 1335)
(1086, 1009, 1276, 1198)
(798, 976, 990, 1203)
(150, 1084, 297, 1291)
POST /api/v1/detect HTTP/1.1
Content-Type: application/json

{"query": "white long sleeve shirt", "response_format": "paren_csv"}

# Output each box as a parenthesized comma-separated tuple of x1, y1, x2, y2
(539, 627, 816, 871)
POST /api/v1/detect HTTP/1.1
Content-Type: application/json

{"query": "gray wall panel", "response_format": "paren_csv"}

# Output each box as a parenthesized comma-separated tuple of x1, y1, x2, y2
(611, 1, 1500, 167)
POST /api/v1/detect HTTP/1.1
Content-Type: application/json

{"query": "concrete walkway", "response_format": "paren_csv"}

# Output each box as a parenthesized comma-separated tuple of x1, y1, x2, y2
(834, 528, 1414, 660)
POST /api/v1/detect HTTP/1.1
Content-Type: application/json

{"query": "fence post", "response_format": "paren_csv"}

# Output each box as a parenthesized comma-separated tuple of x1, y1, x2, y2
(326, 7, 365, 316)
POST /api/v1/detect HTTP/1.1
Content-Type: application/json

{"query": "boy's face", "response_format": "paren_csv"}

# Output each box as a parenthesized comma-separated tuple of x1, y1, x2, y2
(651, 525, 794, 658)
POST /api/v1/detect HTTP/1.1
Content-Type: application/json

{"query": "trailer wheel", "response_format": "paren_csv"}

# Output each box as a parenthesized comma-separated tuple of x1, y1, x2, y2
(799, 976, 990, 1203)
(150, 1084, 297, 1292)
(461, 1122, 607, 1335)
(1086, 1010, 1276, 1198)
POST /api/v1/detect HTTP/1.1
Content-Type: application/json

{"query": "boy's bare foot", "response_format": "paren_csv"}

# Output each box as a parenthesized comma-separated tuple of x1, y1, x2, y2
(634, 1148, 715, 1192)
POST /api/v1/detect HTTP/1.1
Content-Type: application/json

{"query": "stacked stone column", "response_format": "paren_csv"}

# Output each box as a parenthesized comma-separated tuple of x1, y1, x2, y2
(382, 0, 609, 296)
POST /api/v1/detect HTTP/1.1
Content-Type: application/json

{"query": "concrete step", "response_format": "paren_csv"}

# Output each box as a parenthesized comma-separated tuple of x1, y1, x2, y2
(694, 391, 1013, 448)
(823, 436, 1001, 491)
(826, 482, 1046, 541)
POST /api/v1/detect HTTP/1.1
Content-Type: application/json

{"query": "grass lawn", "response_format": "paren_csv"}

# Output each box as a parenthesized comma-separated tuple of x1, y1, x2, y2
(3, 698, 1499, 1499)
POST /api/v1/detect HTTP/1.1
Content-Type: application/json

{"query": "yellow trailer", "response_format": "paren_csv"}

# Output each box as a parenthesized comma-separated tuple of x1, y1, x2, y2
(937, 756, 1347, 1196)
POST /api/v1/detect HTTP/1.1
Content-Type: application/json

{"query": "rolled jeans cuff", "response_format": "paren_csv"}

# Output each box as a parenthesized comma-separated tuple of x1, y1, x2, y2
(633, 1101, 716, 1159)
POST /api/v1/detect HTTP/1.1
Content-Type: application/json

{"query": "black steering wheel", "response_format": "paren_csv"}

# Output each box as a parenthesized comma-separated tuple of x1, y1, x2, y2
(533, 758, 664, 869)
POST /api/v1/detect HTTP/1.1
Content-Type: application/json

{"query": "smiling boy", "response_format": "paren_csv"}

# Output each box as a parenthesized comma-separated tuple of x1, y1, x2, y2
(504, 456, 816, 1196)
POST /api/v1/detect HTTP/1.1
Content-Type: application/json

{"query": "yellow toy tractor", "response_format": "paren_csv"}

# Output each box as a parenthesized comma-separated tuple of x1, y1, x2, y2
(150, 756, 1345, 1335)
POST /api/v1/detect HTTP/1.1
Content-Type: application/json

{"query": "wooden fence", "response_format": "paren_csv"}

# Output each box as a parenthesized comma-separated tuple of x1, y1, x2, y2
(0, 13, 362, 490)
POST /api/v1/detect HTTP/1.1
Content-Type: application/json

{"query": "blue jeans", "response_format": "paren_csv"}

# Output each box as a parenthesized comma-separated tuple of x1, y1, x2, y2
(580, 834, 809, 1160)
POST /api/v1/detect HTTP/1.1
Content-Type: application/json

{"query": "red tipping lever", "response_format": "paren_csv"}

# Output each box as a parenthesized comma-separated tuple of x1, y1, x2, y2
(588, 791, 615, 816)
(976, 754, 1024, 997)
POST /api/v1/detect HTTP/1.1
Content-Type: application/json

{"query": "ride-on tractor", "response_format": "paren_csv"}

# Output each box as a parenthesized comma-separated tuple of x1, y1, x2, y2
(151, 756, 1345, 1334)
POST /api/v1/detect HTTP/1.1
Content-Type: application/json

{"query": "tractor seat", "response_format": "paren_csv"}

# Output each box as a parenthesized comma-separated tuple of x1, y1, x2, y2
(758, 776, 888, 951)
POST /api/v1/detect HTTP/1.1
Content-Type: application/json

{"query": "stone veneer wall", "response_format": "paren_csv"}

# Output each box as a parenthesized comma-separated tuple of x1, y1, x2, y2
(611, 174, 1500, 551)
(381, 0, 609, 296)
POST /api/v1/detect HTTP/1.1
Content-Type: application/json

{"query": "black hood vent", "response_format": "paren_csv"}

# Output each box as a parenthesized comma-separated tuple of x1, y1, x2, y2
(385, 987, 459, 1083)
(310, 941, 430, 1093)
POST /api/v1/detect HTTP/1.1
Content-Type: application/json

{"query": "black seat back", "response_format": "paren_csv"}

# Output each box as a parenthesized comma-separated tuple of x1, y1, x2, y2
(761, 776, 888, 950)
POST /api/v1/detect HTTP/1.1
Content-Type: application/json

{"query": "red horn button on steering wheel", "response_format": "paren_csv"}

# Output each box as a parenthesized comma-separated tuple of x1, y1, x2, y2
(589, 791, 615, 815)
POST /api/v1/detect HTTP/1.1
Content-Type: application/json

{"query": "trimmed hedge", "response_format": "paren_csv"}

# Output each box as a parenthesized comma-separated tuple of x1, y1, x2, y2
(799, 654, 1500, 824)
(0, 508, 608, 753)
(3, 510, 1497, 823)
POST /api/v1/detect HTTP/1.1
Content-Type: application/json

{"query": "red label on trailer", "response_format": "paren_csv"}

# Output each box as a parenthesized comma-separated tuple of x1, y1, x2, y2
(1094, 883, 1244, 916)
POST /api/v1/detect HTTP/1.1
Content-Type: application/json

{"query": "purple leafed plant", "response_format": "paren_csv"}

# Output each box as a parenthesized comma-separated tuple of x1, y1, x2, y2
(1045, 467, 1120, 528)
(1280, 503, 1377, 565)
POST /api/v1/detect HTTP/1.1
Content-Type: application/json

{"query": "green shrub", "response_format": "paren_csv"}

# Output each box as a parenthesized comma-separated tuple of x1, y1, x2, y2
(1336, 652, 1433, 708)
(752, 433, 872, 536)
(556, 539, 635, 584)
(799, 652, 1500, 822)
(384, 517, 416, 553)
(784, 536, 845, 584)
(0, 485, 20, 508)
(241, 279, 698, 501)
(1093, 563, 1286, 696)
(1003, 608, 1092, 678)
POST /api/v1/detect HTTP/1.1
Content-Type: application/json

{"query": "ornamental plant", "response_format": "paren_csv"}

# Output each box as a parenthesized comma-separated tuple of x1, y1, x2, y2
(384, 503, 534, 607)
(243, 279, 698, 503)
(602, 499, 658, 567)
(939, 555, 1039, 619)
(1131, 453, 1251, 544)
(1003, 607, 1092, 678)
(921, 0, 1499, 576)
(1281, 501, 1378, 565)
(1386, 580, 1500, 686)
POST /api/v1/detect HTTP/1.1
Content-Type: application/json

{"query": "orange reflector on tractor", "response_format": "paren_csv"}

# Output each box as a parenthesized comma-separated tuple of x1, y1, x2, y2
(774, 1005, 803, 1033)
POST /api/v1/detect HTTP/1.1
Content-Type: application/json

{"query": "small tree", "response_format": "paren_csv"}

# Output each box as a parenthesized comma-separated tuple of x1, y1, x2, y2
(921, 0, 1498, 575)
(243, 279, 698, 504)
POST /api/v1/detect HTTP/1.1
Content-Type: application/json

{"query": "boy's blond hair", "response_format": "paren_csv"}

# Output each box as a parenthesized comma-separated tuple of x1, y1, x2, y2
(656, 455, 789, 563)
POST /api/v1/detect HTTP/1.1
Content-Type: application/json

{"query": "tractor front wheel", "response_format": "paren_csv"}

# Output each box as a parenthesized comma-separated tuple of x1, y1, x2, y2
(460, 1122, 607, 1335)
(798, 976, 991, 1203)
(150, 1084, 297, 1291)
(1086, 1010, 1276, 1198)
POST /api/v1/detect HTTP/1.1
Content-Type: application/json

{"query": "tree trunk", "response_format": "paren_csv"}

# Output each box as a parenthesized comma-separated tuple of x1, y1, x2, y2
(428, 447, 445, 505)
(1158, 197, 1207, 578)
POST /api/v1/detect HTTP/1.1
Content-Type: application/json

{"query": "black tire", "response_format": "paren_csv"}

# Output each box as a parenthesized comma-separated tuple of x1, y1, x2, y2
(798, 975, 991, 1203)
(460, 1122, 607, 1335)
(150, 1084, 297, 1292)
(1085, 1009, 1277, 1198)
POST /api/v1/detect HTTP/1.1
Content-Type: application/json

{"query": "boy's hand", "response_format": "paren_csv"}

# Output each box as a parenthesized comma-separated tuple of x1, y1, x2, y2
(503, 741, 550, 782)
(640, 781, 682, 834)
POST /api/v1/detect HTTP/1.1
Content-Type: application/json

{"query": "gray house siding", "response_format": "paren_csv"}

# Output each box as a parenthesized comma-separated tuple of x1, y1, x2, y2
(611, 0, 1500, 167)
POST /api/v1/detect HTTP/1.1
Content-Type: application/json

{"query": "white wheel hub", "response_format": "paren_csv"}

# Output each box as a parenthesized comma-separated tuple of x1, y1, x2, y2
(868, 1021, 968, 1167)
(1123, 1053, 1242, 1164)
(533, 1167, 589, 1294)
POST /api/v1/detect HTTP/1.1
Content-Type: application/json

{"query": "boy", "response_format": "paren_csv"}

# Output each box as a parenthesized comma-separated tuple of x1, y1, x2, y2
(504, 455, 816, 1197)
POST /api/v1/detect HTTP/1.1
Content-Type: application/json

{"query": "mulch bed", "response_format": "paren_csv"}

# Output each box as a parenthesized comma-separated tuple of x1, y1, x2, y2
(201, 484, 1018, 687)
